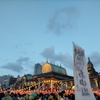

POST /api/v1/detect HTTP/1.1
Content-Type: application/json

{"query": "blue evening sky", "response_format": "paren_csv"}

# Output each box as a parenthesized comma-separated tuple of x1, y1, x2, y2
(0, 0, 100, 77)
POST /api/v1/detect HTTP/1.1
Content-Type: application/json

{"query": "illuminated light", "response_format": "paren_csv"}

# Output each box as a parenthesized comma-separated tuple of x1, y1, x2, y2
(42, 63, 52, 73)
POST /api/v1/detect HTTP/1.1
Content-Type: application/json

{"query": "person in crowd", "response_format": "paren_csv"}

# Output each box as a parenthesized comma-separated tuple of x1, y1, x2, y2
(0, 88, 5, 100)
(17, 93, 22, 100)
(29, 94, 37, 100)
(69, 94, 75, 100)
(12, 94, 18, 100)
(24, 94, 29, 100)
(0, 89, 5, 100)
(37, 93, 43, 100)
(43, 94, 48, 100)
(10, 93, 14, 98)
(48, 93, 56, 100)
(21, 94, 25, 100)
(29, 90, 37, 100)
(94, 93, 99, 100)
(57, 92, 64, 100)
(2, 91, 12, 100)
(61, 91, 68, 100)
(61, 91, 69, 100)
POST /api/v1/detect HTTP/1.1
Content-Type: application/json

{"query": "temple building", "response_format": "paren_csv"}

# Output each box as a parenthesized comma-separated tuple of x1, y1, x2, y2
(20, 61, 73, 92)
(14, 58, 100, 91)
(87, 57, 98, 76)
(87, 57, 99, 89)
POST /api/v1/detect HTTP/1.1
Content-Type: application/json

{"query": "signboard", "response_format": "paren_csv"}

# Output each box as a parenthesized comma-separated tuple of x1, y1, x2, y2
(73, 42, 96, 100)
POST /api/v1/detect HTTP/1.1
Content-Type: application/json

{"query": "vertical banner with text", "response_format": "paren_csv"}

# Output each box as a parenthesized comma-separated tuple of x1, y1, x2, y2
(73, 42, 96, 100)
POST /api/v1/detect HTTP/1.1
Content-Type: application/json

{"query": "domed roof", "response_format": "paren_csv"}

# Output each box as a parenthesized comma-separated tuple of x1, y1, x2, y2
(42, 62, 67, 75)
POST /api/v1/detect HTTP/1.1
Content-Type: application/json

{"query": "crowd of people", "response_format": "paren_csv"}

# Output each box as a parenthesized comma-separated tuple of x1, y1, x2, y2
(0, 88, 100, 100)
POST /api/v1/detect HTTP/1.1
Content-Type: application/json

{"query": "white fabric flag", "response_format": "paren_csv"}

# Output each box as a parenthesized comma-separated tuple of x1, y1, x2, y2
(73, 42, 96, 100)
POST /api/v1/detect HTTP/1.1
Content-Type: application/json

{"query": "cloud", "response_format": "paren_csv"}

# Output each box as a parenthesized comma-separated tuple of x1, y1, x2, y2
(1, 57, 32, 73)
(47, 6, 80, 35)
(41, 47, 100, 74)
(41, 46, 73, 69)
(41, 47, 100, 71)
(14, 42, 33, 48)
(25, 42, 33, 46)
(1, 63, 23, 73)
(20, 51, 27, 55)
(40, 46, 55, 59)
(14, 44, 22, 48)
(16, 57, 30, 64)
(24, 69, 28, 72)
(40, 61, 46, 66)
(89, 51, 100, 68)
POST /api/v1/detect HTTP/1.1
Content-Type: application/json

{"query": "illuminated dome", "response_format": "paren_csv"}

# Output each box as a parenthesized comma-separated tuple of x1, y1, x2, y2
(42, 61, 67, 75)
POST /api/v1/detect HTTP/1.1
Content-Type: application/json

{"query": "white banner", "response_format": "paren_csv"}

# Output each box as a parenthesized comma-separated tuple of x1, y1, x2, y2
(73, 42, 96, 100)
